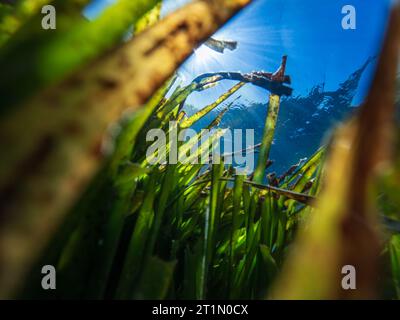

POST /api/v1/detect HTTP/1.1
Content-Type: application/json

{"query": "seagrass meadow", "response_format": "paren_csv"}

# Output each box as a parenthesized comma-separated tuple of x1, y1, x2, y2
(0, 0, 400, 300)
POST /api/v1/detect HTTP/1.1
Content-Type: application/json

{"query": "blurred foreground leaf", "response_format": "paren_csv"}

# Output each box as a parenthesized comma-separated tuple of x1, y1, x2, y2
(0, 0, 253, 298)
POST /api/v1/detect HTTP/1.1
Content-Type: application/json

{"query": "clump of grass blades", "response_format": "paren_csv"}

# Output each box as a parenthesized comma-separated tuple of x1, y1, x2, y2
(19, 72, 324, 299)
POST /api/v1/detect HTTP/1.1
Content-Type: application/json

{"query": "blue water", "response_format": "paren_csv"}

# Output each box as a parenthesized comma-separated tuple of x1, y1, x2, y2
(84, 0, 393, 173)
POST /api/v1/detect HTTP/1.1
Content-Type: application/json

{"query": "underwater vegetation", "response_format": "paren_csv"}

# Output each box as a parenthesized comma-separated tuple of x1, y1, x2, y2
(0, 0, 399, 300)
